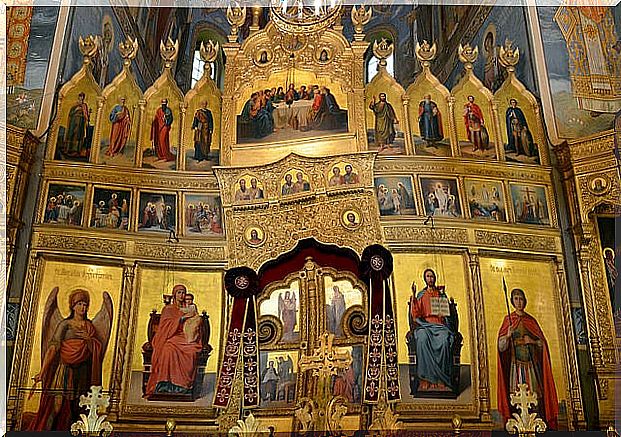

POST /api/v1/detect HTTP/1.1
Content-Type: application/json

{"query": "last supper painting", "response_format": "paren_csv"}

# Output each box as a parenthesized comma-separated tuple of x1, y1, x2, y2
(6, 1, 619, 435)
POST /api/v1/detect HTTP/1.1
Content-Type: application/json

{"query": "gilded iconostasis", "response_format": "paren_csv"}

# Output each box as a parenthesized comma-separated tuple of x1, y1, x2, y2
(5, 2, 620, 435)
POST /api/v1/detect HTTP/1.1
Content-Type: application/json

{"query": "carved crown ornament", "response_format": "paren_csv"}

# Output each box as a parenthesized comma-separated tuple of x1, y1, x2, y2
(372, 38, 393, 67)
(499, 39, 520, 72)
(458, 43, 479, 69)
(270, 0, 344, 36)
(118, 37, 138, 67)
(159, 37, 179, 68)
(415, 40, 437, 69)
(79, 35, 99, 64)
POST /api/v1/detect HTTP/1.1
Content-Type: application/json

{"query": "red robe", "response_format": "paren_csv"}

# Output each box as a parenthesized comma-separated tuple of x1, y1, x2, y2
(28, 321, 103, 431)
(145, 304, 202, 396)
(463, 102, 484, 138)
(497, 312, 558, 429)
(150, 107, 175, 162)
(107, 105, 131, 156)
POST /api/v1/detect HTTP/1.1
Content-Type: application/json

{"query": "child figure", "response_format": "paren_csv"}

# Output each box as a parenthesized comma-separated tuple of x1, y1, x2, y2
(181, 293, 202, 344)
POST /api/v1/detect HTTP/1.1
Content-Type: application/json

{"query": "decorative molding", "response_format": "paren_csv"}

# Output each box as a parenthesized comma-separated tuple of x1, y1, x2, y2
(36, 234, 126, 255)
(474, 230, 557, 252)
(133, 242, 225, 261)
(384, 226, 468, 245)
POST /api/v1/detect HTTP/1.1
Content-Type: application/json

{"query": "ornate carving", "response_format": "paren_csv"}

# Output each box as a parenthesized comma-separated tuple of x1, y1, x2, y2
(498, 40, 520, 70)
(36, 234, 126, 255)
(458, 43, 479, 68)
(228, 413, 268, 436)
(70, 386, 113, 436)
(351, 5, 372, 36)
(384, 227, 469, 245)
(474, 230, 558, 252)
(372, 38, 393, 66)
(118, 37, 138, 65)
(159, 37, 179, 68)
(133, 242, 224, 260)
(505, 384, 547, 436)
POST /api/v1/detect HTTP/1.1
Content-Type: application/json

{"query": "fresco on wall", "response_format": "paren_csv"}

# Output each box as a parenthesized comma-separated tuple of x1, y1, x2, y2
(125, 269, 221, 407)
(7, 7, 59, 130)
(61, 8, 133, 89)
(480, 258, 568, 429)
(90, 187, 131, 230)
(43, 184, 85, 226)
(446, 7, 537, 93)
(20, 261, 122, 431)
(537, 6, 619, 139)
(393, 254, 472, 401)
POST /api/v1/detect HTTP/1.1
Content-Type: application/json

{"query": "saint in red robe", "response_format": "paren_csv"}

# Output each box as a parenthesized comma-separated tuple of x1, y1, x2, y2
(145, 303, 202, 396)
(107, 103, 131, 156)
(150, 105, 176, 162)
(463, 102, 485, 150)
(497, 312, 559, 429)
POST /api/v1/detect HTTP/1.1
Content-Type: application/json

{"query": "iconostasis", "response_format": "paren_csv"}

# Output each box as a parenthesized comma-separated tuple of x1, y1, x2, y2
(8, 5, 596, 433)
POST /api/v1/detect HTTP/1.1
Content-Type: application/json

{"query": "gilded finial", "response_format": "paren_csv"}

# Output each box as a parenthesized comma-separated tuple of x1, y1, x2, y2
(226, 3, 247, 43)
(499, 39, 520, 72)
(70, 386, 113, 436)
(199, 40, 219, 78)
(505, 384, 547, 436)
(165, 418, 177, 436)
(351, 5, 372, 37)
(458, 43, 479, 69)
(79, 35, 98, 65)
(452, 414, 463, 435)
(228, 413, 269, 436)
(415, 40, 437, 69)
(118, 37, 138, 67)
(372, 38, 393, 68)
(159, 37, 179, 68)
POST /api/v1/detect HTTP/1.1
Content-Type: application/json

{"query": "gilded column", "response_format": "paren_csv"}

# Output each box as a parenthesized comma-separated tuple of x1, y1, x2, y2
(448, 96, 460, 157)
(134, 99, 146, 167)
(491, 101, 505, 161)
(178, 103, 187, 171)
(91, 96, 105, 164)
(467, 250, 491, 420)
(554, 258, 585, 429)
(402, 96, 414, 155)
(108, 261, 137, 420)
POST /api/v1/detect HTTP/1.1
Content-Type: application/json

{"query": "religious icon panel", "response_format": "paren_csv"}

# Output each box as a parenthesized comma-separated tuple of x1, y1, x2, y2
(142, 98, 179, 171)
(480, 257, 569, 430)
(329, 345, 364, 403)
(137, 191, 176, 233)
(43, 183, 85, 227)
(259, 280, 301, 344)
(184, 194, 224, 237)
(123, 268, 222, 411)
(420, 177, 462, 218)
(465, 179, 506, 221)
(509, 184, 550, 225)
(323, 276, 364, 338)
(374, 176, 416, 216)
(393, 253, 473, 402)
(236, 73, 348, 144)
(413, 94, 452, 157)
(327, 162, 361, 188)
(20, 260, 123, 431)
(501, 97, 540, 165)
(185, 100, 219, 171)
(258, 351, 298, 407)
(367, 92, 405, 155)
(54, 91, 96, 162)
(100, 93, 139, 167)
(281, 169, 312, 197)
(233, 174, 266, 203)
(90, 187, 131, 230)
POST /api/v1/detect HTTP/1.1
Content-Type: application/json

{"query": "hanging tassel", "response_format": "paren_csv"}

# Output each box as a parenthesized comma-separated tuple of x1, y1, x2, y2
(360, 245, 401, 404)
(214, 267, 260, 409)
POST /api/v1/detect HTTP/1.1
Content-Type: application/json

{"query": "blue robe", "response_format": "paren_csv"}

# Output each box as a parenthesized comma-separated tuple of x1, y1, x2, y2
(413, 288, 455, 388)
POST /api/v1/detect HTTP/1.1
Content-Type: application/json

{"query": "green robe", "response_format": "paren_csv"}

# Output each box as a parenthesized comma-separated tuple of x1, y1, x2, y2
(370, 101, 397, 146)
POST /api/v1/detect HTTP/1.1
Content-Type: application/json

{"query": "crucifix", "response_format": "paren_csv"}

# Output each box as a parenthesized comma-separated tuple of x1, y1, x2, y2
(296, 332, 353, 435)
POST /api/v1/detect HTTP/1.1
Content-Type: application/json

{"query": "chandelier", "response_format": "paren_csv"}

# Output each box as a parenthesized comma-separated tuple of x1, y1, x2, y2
(270, 0, 343, 34)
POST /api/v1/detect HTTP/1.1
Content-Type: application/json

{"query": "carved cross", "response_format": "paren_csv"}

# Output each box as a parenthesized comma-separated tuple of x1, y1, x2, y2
(71, 386, 113, 436)
(299, 332, 352, 379)
(505, 384, 547, 435)
(509, 384, 538, 415)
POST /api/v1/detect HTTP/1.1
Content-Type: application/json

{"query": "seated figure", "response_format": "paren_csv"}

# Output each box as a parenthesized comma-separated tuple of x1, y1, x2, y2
(406, 269, 463, 398)
(141, 290, 213, 401)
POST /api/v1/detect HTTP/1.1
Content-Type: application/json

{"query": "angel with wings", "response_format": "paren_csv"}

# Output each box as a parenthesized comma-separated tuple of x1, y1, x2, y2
(278, 290, 297, 339)
(27, 287, 113, 431)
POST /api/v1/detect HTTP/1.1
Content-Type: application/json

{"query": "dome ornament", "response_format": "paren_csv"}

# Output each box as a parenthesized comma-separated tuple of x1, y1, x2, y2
(499, 39, 520, 73)
(159, 37, 179, 69)
(415, 40, 437, 70)
(270, 0, 343, 35)
(118, 37, 138, 68)
(226, 3, 247, 43)
(351, 4, 372, 40)
(372, 38, 393, 69)
(458, 43, 478, 70)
